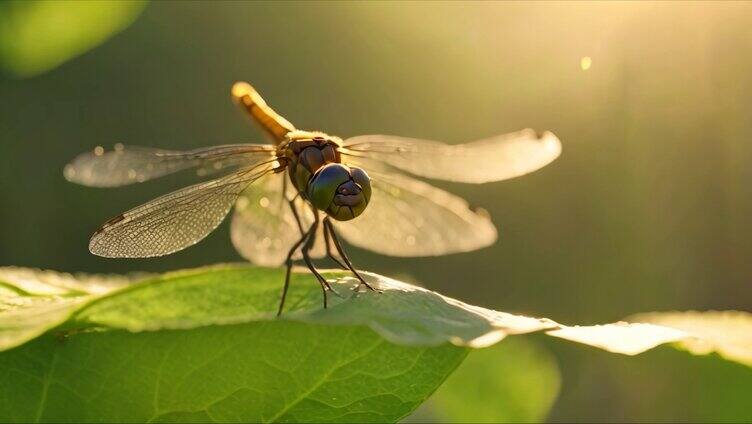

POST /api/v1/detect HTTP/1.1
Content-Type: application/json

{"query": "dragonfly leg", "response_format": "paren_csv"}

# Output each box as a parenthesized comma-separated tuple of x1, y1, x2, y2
(301, 212, 337, 308)
(284, 180, 306, 236)
(278, 223, 313, 316)
(323, 221, 348, 270)
(323, 217, 381, 293)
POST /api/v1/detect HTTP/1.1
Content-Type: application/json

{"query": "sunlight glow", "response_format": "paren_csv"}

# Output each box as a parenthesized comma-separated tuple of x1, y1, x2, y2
(580, 56, 592, 71)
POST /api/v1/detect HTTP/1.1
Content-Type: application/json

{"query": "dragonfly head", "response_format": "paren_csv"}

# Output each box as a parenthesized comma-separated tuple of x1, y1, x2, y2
(307, 163, 371, 221)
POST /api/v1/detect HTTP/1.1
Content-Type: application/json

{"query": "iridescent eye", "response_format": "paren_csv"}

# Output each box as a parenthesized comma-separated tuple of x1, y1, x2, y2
(307, 164, 371, 221)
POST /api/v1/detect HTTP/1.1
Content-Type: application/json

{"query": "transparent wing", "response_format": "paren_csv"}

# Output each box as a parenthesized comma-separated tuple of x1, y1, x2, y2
(334, 170, 497, 257)
(230, 174, 326, 266)
(89, 165, 276, 258)
(64, 144, 277, 187)
(342, 129, 560, 183)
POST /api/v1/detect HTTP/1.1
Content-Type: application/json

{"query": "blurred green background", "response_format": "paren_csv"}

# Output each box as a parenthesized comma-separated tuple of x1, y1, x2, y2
(2, 1, 751, 421)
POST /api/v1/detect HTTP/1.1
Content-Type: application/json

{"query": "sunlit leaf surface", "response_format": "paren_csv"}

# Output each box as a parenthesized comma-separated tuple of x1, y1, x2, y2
(0, 265, 750, 422)
(546, 322, 689, 356)
(0, 0, 147, 77)
(2, 265, 751, 358)
(0, 267, 133, 350)
(629, 311, 752, 367)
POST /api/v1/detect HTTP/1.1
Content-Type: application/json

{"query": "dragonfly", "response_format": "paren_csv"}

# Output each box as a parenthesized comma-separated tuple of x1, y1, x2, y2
(64, 82, 561, 315)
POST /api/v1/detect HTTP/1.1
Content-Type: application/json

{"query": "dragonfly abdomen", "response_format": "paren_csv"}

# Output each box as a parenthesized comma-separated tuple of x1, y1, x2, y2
(231, 82, 295, 143)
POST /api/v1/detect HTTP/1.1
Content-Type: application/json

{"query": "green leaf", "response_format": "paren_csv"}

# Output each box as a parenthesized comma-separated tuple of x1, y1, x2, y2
(1, 264, 751, 422)
(408, 338, 561, 423)
(1, 321, 466, 422)
(0, 0, 147, 77)
(0, 266, 476, 422)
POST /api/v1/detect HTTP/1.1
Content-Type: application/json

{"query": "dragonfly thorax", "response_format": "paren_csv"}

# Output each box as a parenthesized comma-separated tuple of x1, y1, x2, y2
(283, 131, 343, 192)
(283, 131, 371, 221)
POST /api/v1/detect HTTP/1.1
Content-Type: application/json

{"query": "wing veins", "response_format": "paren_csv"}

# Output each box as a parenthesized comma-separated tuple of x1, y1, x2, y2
(65, 143, 277, 187)
(342, 130, 561, 183)
(90, 164, 277, 258)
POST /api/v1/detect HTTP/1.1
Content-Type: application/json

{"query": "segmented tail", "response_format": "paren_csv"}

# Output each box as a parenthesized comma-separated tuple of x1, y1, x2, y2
(231, 82, 295, 144)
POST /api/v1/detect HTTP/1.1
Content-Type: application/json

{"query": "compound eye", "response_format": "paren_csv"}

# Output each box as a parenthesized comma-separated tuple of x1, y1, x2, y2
(307, 164, 371, 221)
(349, 167, 371, 203)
